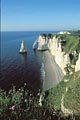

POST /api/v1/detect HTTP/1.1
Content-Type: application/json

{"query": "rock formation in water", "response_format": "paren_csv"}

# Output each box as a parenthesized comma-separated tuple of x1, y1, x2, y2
(37, 35, 49, 50)
(19, 40, 27, 53)
(33, 35, 49, 50)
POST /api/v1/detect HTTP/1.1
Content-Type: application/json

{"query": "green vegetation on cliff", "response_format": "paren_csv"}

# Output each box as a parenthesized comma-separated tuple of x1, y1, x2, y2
(41, 31, 80, 53)
(46, 71, 80, 115)
(63, 35, 80, 53)
(0, 80, 80, 120)
(64, 71, 80, 114)
(56, 34, 80, 53)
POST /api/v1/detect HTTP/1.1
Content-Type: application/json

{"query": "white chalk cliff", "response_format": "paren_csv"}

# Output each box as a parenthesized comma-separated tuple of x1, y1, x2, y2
(19, 40, 27, 53)
(33, 35, 49, 50)
(48, 36, 70, 74)
(75, 53, 80, 72)
(33, 34, 71, 74)
(33, 35, 70, 74)
(37, 35, 49, 50)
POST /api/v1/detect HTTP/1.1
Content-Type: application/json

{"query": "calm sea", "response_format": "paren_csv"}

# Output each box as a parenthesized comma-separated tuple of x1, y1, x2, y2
(0, 31, 57, 93)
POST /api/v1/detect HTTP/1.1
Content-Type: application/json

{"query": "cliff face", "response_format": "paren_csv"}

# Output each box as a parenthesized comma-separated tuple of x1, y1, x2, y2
(33, 34, 80, 74)
(48, 36, 70, 74)
(75, 53, 80, 72)
(35, 35, 70, 74)
(37, 35, 49, 50)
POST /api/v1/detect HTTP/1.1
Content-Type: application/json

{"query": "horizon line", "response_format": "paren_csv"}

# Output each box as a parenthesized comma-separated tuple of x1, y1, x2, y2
(1, 29, 80, 32)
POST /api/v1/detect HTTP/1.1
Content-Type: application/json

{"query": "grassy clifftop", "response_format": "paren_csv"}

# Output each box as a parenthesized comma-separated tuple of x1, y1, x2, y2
(56, 34, 80, 53)
(63, 35, 80, 53)
(64, 71, 80, 114)
(46, 70, 80, 115)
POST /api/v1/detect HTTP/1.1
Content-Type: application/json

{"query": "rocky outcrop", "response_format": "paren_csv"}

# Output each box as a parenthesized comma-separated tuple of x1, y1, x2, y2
(48, 36, 70, 74)
(33, 33, 70, 74)
(19, 40, 27, 53)
(37, 35, 49, 50)
(75, 53, 80, 72)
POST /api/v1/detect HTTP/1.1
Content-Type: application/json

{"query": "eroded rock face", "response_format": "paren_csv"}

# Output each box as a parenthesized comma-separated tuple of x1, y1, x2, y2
(75, 53, 80, 72)
(19, 40, 27, 53)
(37, 35, 49, 50)
(48, 36, 70, 75)
(33, 34, 70, 74)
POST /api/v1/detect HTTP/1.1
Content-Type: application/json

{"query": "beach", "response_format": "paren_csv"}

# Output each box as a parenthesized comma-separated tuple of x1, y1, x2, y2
(43, 51, 64, 91)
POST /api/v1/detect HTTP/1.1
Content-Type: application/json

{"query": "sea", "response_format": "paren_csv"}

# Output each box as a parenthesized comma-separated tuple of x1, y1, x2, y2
(0, 31, 57, 94)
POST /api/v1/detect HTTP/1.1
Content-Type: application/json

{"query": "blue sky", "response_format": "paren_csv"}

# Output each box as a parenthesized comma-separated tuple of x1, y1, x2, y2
(1, 0, 80, 31)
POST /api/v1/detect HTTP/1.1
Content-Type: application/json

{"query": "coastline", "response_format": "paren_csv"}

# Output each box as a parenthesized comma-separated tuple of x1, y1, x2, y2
(42, 51, 64, 91)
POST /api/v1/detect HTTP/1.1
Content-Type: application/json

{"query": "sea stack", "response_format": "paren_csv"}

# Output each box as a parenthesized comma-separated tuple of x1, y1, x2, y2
(19, 40, 27, 54)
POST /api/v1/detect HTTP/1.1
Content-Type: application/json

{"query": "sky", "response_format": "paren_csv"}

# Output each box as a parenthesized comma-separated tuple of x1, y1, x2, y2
(1, 0, 80, 31)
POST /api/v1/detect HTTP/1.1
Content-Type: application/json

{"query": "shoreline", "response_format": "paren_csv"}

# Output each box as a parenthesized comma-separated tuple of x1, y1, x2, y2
(42, 51, 64, 91)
